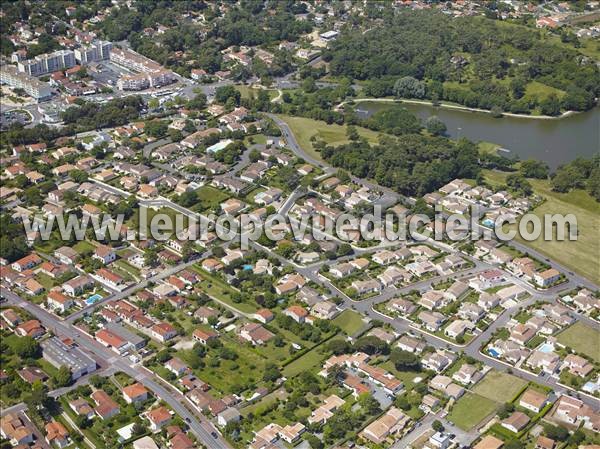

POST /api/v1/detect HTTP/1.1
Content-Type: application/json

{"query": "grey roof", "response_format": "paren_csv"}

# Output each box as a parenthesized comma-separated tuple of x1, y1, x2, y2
(42, 337, 96, 374)
(106, 322, 146, 347)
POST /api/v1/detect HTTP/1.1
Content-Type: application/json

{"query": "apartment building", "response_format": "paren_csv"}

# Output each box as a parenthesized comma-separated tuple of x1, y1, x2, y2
(18, 49, 76, 76)
(0, 65, 52, 100)
(74, 40, 112, 64)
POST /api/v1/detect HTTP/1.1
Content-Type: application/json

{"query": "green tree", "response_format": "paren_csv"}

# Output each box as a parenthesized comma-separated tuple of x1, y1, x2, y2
(394, 76, 426, 99)
(539, 94, 561, 116)
(520, 159, 549, 179)
(389, 348, 421, 371)
(52, 366, 72, 388)
(425, 116, 447, 136)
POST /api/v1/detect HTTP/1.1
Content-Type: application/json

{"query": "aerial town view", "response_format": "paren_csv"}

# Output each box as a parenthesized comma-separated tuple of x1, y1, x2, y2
(0, 1, 599, 449)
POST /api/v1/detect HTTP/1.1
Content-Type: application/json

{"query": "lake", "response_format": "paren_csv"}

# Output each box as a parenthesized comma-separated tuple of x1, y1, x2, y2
(355, 101, 600, 169)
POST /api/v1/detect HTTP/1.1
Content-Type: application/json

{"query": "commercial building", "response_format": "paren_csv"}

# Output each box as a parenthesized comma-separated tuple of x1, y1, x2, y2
(1, 65, 52, 100)
(41, 337, 97, 380)
(18, 49, 76, 76)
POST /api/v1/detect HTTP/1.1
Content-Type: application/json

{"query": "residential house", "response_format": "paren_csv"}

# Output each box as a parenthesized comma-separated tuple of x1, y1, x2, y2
(123, 383, 149, 404)
(146, 406, 172, 432)
(501, 412, 530, 433)
(91, 390, 120, 420)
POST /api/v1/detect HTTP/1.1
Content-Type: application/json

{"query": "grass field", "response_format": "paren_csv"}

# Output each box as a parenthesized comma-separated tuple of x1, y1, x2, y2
(236, 85, 279, 101)
(557, 321, 600, 362)
(282, 344, 329, 378)
(195, 185, 230, 211)
(523, 81, 565, 104)
(473, 370, 528, 403)
(198, 336, 267, 394)
(483, 170, 600, 284)
(276, 114, 382, 162)
(478, 141, 501, 155)
(73, 240, 95, 254)
(448, 393, 499, 431)
(332, 310, 366, 336)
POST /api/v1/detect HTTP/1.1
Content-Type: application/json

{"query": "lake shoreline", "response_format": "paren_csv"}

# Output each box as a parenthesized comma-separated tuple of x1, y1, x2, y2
(339, 97, 584, 120)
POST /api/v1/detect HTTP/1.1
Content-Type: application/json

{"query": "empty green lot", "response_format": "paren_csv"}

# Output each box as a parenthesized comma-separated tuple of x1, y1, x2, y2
(332, 310, 366, 336)
(557, 321, 600, 363)
(473, 370, 528, 403)
(448, 393, 498, 431)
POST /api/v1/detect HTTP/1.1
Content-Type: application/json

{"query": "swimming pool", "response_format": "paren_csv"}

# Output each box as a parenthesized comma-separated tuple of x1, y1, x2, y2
(242, 264, 253, 271)
(86, 293, 103, 305)
(488, 348, 500, 358)
(482, 218, 495, 228)
(538, 342, 555, 353)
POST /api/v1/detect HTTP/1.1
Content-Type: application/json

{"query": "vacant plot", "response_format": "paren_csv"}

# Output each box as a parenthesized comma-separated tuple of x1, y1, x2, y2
(283, 344, 329, 378)
(198, 338, 266, 394)
(332, 310, 366, 336)
(191, 266, 258, 314)
(484, 170, 600, 284)
(557, 321, 600, 362)
(448, 393, 498, 431)
(473, 370, 528, 403)
(276, 114, 382, 162)
(73, 240, 95, 254)
(195, 185, 230, 211)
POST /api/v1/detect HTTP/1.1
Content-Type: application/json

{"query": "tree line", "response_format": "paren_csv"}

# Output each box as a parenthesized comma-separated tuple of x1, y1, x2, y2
(323, 10, 599, 115)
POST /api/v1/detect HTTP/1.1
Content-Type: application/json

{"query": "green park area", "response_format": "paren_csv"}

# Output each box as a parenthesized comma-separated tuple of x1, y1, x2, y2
(276, 114, 382, 162)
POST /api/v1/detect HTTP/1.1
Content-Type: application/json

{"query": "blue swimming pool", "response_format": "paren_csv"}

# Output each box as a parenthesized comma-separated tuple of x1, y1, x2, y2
(242, 264, 253, 271)
(86, 293, 103, 305)
(538, 342, 555, 353)
(482, 218, 495, 228)
(488, 348, 500, 358)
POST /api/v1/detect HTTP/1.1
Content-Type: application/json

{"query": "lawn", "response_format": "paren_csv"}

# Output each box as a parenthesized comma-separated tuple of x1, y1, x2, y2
(276, 114, 383, 162)
(236, 85, 279, 101)
(472, 370, 528, 403)
(282, 343, 330, 378)
(195, 185, 230, 211)
(523, 81, 565, 104)
(478, 141, 501, 155)
(380, 360, 428, 389)
(244, 134, 267, 145)
(332, 310, 366, 336)
(73, 240, 95, 254)
(448, 393, 499, 431)
(189, 335, 268, 395)
(483, 170, 600, 284)
(557, 321, 600, 363)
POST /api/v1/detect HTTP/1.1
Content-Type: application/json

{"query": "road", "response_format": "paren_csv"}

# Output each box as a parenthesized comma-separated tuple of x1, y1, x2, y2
(1, 288, 231, 449)
(267, 113, 401, 209)
(264, 116, 600, 410)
